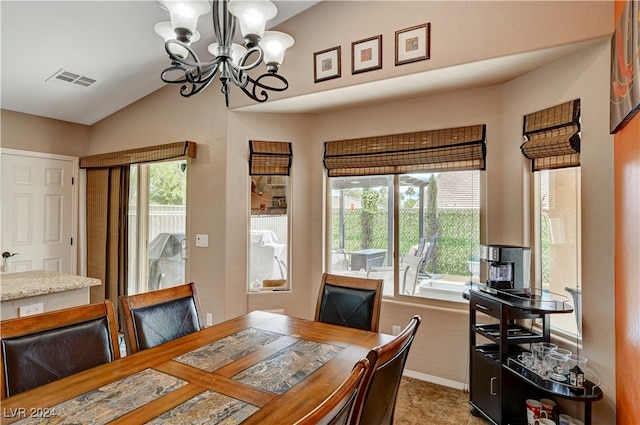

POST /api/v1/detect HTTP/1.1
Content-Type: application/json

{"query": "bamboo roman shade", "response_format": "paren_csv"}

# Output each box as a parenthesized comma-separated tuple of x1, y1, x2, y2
(323, 125, 486, 177)
(249, 140, 293, 175)
(80, 141, 196, 168)
(520, 99, 580, 171)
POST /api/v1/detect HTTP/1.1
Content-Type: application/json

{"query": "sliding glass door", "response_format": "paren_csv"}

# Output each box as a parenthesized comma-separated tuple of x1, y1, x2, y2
(128, 160, 187, 295)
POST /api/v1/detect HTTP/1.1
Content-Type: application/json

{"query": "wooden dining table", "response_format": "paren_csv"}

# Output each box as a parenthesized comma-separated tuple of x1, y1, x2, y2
(1, 310, 394, 425)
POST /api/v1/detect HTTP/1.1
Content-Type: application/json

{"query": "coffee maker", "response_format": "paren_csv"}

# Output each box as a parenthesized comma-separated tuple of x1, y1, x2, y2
(479, 244, 531, 292)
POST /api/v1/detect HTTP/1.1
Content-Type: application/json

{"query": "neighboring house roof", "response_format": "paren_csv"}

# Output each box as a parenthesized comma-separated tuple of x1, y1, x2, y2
(435, 171, 480, 209)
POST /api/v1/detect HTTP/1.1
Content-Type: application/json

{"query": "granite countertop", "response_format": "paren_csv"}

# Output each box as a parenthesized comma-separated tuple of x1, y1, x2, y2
(0, 270, 101, 301)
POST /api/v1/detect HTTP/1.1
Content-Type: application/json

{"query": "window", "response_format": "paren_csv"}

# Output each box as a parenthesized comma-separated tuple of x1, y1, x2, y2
(324, 125, 485, 303)
(249, 176, 290, 291)
(247, 141, 292, 292)
(536, 167, 581, 336)
(522, 99, 581, 338)
(128, 160, 187, 295)
(328, 170, 480, 302)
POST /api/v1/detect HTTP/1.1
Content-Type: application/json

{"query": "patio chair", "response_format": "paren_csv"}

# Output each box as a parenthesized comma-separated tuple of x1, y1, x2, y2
(0, 300, 120, 399)
(417, 233, 439, 278)
(367, 254, 422, 296)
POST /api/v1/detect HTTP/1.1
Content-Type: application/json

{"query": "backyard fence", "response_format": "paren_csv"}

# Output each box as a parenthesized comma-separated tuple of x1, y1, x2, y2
(331, 208, 479, 276)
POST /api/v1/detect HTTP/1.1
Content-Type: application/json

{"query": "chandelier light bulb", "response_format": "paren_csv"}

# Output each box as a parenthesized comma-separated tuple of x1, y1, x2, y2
(260, 31, 294, 71)
(155, 22, 201, 58)
(159, 0, 210, 40)
(228, 0, 277, 41)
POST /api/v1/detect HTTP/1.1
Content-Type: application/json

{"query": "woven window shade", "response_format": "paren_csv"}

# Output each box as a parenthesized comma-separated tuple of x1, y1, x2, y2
(80, 141, 196, 168)
(249, 140, 292, 176)
(323, 125, 486, 177)
(520, 99, 580, 171)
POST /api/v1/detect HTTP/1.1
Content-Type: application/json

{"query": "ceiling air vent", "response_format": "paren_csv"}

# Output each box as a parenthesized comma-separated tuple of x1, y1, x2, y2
(46, 69, 96, 88)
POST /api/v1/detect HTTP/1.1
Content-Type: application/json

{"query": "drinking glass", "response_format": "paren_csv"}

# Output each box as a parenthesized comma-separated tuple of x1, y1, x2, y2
(518, 352, 534, 369)
(567, 354, 588, 369)
(548, 351, 570, 381)
(554, 347, 572, 357)
(532, 344, 554, 377)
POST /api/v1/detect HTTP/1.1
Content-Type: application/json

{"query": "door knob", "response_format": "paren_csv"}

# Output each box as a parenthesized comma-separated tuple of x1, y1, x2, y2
(1, 251, 18, 272)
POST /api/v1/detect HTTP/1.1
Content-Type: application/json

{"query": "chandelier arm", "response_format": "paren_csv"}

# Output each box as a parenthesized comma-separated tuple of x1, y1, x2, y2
(162, 62, 221, 98)
(184, 62, 219, 85)
(231, 46, 264, 72)
(165, 40, 219, 69)
(239, 73, 290, 103)
(160, 63, 190, 85)
(225, 63, 249, 89)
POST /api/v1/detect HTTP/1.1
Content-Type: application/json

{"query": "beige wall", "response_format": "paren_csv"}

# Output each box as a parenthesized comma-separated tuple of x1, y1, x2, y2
(0, 109, 90, 156)
(232, 1, 612, 108)
(226, 111, 315, 319)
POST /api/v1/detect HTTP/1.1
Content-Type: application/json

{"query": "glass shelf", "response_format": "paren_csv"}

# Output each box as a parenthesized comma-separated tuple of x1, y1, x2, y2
(505, 356, 603, 401)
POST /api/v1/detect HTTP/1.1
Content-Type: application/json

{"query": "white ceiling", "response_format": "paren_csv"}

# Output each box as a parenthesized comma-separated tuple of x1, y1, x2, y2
(0, 0, 319, 125)
(1, 1, 603, 125)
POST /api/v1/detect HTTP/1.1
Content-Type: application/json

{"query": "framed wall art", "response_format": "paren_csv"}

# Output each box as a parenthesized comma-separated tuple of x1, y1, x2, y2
(314, 46, 341, 83)
(610, 0, 639, 134)
(395, 23, 431, 66)
(352, 35, 382, 74)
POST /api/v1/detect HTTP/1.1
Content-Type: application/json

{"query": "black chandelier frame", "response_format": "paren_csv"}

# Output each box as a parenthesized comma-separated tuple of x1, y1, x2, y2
(160, 0, 289, 106)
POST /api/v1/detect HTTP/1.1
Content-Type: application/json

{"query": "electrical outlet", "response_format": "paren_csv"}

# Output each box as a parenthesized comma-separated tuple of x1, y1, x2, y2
(392, 325, 401, 336)
(19, 303, 44, 317)
(206, 313, 213, 327)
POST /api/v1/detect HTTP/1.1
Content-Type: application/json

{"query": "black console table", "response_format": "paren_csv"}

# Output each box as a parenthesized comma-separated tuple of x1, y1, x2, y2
(465, 284, 602, 425)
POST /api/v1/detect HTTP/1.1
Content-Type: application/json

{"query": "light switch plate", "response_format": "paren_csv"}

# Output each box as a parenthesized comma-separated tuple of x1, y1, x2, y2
(195, 234, 208, 247)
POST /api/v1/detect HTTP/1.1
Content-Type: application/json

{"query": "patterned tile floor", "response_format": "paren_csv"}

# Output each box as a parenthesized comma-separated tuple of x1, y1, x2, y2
(395, 377, 488, 425)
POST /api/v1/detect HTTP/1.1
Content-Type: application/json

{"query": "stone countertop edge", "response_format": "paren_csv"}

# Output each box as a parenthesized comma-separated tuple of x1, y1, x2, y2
(0, 270, 101, 301)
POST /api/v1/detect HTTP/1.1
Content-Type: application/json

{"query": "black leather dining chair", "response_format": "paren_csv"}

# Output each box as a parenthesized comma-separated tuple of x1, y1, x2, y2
(119, 282, 203, 355)
(0, 300, 120, 399)
(315, 273, 383, 332)
(294, 357, 370, 425)
(351, 315, 422, 425)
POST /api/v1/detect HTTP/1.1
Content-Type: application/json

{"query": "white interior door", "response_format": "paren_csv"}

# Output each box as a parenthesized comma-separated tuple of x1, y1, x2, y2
(1, 150, 77, 273)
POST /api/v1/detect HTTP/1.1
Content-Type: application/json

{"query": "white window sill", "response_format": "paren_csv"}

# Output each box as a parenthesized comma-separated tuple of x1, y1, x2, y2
(413, 281, 470, 303)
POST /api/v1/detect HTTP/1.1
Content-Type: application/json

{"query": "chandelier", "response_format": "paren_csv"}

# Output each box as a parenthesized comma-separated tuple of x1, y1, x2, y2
(155, 0, 294, 106)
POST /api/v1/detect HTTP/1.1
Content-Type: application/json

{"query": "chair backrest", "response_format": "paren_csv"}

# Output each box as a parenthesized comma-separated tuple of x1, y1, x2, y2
(419, 233, 439, 275)
(294, 358, 370, 425)
(351, 315, 422, 425)
(315, 273, 383, 332)
(119, 282, 203, 355)
(0, 300, 120, 399)
(399, 254, 422, 296)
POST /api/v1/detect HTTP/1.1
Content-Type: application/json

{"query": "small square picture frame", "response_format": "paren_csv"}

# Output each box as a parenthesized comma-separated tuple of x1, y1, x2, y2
(314, 46, 341, 83)
(395, 23, 431, 66)
(352, 35, 382, 75)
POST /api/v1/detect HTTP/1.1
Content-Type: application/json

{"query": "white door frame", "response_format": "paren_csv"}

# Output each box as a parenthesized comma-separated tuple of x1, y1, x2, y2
(1, 148, 80, 274)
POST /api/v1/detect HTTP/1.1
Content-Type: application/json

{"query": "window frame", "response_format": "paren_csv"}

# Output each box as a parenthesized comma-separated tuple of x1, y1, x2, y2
(532, 166, 582, 339)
